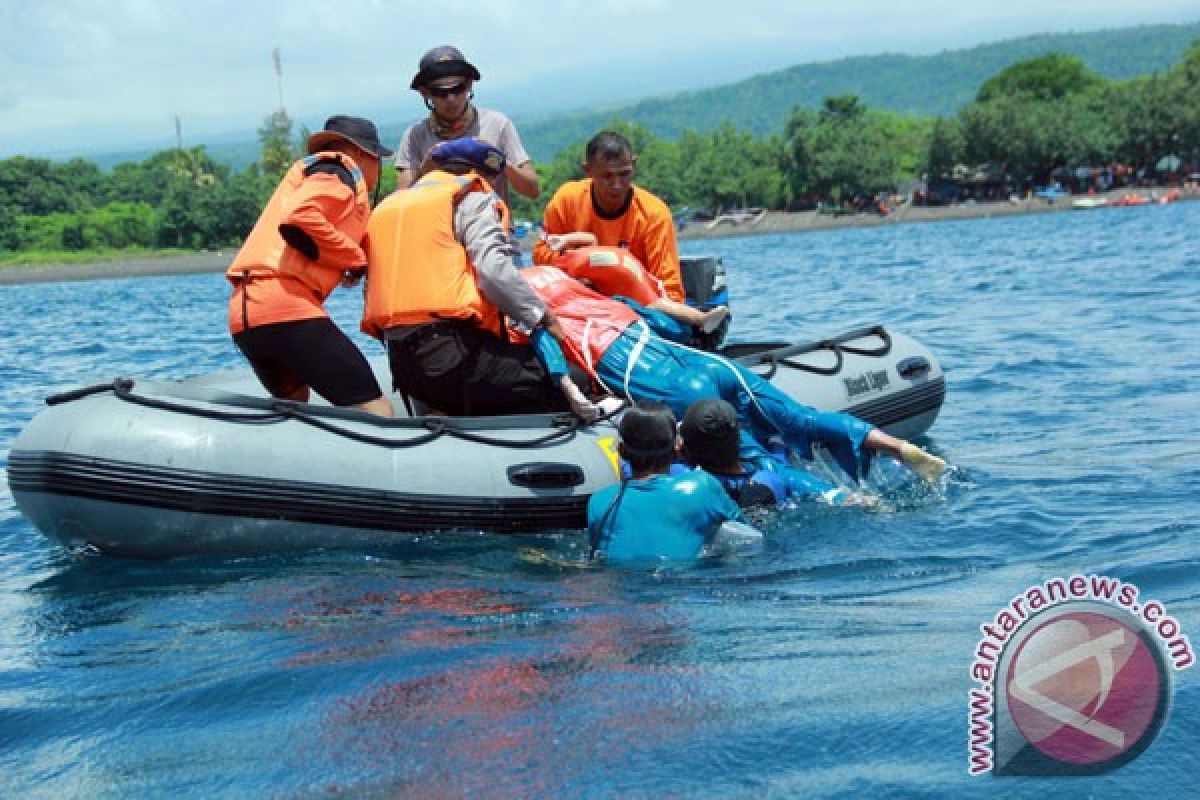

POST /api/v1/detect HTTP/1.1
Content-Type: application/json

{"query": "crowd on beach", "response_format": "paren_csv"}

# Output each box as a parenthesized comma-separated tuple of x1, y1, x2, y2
(225, 45, 948, 564)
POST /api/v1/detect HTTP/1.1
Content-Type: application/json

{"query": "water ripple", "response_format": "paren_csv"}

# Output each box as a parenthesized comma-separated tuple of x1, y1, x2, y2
(1, 202, 1198, 796)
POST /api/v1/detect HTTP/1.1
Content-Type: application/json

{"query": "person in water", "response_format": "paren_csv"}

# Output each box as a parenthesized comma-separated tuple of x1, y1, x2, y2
(533, 131, 685, 302)
(587, 402, 746, 562)
(517, 263, 947, 485)
(393, 45, 538, 207)
(362, 137, 601, 420)
(679, 397, 876, 508)
(226, 115, 393, 417)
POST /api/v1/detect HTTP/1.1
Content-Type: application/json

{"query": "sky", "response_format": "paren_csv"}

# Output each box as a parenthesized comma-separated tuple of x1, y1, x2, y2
(1, 0, 1197, 159)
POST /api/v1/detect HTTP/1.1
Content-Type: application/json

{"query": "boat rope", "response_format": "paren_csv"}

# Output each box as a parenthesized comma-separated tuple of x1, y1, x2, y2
(747, 325, 892, 380)
(46, 378, 621, 450)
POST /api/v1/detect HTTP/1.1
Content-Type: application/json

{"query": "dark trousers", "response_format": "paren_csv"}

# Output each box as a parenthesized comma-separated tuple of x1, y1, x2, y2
(386, 321, 567, 416)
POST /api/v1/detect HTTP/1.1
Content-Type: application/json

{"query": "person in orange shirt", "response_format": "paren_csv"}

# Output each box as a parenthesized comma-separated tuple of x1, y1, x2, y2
(533, 131, 685, 303)
(227, 115, 393, 417)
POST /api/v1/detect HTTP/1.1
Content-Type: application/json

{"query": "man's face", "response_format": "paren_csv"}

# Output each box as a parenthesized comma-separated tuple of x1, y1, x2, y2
(359, 152, 382, 193)
(585, 154, 636, 212)
(421, 77, 472, 119)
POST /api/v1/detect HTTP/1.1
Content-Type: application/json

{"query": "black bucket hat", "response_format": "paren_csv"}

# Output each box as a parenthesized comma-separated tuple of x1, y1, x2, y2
(410, 45, 481, 90)
(680, 398, 741, 468)
(307, 115, 393, 159)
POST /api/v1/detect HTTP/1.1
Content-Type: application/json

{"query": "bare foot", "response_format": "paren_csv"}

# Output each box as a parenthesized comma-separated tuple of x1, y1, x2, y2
(700, 305, 729, 334)
(899, 442, 946, 483)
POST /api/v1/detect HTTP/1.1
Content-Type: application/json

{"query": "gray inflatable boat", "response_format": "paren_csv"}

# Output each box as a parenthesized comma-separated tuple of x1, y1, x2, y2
(8, 259, 946, 558)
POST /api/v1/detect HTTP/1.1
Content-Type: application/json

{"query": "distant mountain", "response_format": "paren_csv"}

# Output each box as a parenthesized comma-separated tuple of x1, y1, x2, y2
(515, 21, 1200, 160)
(85, 21, 1200, 170)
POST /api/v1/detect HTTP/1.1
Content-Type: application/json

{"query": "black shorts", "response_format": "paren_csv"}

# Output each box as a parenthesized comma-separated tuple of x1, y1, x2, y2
(234, 317, 383, 407)
(386, 321, 567, 416)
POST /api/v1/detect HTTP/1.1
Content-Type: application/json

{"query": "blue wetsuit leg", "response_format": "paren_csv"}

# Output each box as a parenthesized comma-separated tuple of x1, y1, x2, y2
(598, 326, 874, 480)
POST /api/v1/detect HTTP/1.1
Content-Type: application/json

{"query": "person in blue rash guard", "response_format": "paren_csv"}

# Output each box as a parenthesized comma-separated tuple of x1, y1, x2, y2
(518, 263, 947, 486)
(679, 397, 877, 508)
(587, 402, 747, 562)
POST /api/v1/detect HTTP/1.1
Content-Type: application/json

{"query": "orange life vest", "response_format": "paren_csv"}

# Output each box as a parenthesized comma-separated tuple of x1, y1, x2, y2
(553, 246, 664, 307)
(226, 151, 369, 300)
(516, 264, 641, 382)
(362, 170, 508, 339)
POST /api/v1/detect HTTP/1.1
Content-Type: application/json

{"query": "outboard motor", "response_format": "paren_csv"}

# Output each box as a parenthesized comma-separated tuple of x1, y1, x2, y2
(680, 255, 731, 350)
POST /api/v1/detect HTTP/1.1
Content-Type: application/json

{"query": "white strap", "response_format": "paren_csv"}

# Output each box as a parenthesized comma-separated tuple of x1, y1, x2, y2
(656, 336, 777, 432)
(620, 321, 651, 401)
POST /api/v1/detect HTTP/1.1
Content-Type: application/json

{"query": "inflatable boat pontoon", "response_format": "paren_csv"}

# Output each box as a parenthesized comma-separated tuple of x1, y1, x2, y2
(8, 258, 946, 558)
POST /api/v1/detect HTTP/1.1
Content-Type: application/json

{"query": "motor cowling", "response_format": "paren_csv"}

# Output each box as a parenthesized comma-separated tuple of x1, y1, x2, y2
(680, 255, 730, 350)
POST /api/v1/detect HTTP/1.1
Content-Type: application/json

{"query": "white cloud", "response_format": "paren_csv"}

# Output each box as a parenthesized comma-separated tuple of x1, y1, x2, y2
(0, 0, 1196, 157)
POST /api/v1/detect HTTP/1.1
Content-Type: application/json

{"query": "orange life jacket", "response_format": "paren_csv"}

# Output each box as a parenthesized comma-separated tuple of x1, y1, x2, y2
(362, 170, 509, 339)
(226, 151, 369, 300)
(553, 246, 664, 307)
(515, 265, 641, 382)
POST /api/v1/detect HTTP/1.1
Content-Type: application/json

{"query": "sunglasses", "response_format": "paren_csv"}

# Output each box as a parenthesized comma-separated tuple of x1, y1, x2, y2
(428, 82, 468, 98)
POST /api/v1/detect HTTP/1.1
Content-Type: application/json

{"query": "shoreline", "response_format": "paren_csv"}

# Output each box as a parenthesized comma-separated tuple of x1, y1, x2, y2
(1, 187, 1194, 286)
(677, 186, 1199, 243)
(0, 251, 234, 286)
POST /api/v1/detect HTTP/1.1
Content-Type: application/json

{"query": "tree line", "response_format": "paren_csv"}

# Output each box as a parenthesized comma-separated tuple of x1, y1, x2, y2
(2, 44, 1197, 258)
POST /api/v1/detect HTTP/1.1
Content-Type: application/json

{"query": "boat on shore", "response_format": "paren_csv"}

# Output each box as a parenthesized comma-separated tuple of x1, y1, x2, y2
(9, 258, 946, 559)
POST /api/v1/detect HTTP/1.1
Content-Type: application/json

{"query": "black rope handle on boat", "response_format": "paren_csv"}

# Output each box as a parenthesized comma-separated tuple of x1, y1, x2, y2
(758, 344, 844, 379)
(839, 327, 892, 357)
(49, 378, 601, 450)
(747, 325, 892, 380)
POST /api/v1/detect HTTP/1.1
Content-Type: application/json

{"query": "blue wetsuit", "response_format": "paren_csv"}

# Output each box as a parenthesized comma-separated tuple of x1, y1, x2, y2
(587, 470, 745, 562)
(705, 432, 850, 508)
(596, 322, 875, 481)
(528, 302, 688, 384)
(526, 285, 873, 480)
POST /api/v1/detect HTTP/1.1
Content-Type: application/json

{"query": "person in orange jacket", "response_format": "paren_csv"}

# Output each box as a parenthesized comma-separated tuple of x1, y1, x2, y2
(362, 137, 602, 420)
(533, 130, 685, 303)
(227, 115, 393, 417)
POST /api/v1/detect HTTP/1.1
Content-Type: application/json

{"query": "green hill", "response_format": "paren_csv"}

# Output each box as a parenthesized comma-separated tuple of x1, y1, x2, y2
(515, 21, 1200, 160)
(89, 21, 1200, 170)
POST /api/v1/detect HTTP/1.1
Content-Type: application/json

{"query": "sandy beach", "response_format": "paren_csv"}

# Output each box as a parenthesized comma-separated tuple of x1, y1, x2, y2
(2, 187, 1194, 285)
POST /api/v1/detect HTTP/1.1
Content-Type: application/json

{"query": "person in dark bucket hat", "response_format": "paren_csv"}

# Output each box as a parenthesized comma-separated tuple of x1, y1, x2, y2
(223, 113, 395, 419)
(409, 45, 481, 90)
(392, 45, 538, 211)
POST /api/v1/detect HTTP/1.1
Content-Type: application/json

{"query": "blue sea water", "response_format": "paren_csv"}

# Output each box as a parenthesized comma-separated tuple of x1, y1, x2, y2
(1, 202, 1198, 797)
